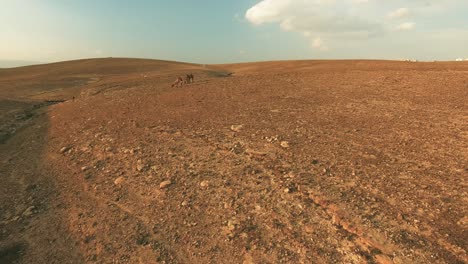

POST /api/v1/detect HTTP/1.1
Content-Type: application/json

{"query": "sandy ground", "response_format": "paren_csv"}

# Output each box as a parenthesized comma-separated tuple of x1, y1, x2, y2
(0, 58, 467, 263)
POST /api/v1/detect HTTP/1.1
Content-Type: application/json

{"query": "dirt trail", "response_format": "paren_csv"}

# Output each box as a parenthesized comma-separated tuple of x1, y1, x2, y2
(1, 59, 467, 263)
(0, 110, 84, 263)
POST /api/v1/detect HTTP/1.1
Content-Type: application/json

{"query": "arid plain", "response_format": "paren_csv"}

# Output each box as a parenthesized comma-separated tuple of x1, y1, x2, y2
(0, 59, 467, 263)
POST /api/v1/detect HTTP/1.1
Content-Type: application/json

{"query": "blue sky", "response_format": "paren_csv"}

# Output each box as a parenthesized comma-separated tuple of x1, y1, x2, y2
(1, 0, 467, 64)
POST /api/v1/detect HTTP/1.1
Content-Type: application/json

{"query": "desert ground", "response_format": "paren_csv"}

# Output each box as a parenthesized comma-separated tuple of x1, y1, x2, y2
(0, 58, 467, 263)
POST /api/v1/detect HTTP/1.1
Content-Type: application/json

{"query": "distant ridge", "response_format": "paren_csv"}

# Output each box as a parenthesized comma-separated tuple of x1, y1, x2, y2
(0, 60, 44, 68)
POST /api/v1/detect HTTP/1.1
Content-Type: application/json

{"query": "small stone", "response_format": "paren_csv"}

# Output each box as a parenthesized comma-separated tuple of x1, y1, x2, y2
(84, 172, 92, 180)
(284, 188, 290, 193)
(22, 206, 35, 217)
(136, 160, 146, 172)
(81, 146, 90, 152)
(230, 125, 243, 132)
(81, 166, 89, 171)
(227, 219, 239, 230)
(304, 225, 314, 233)
(159, 180, 172, 189)
(457, 216, 468, 227)
(181, 201, 189, 207)
(280, 141, 289, 148)
(396, 213, 404, 221)
(114, 176, 125, 185)
(60, 146, 71, 153)
(200, 180, 209, 187)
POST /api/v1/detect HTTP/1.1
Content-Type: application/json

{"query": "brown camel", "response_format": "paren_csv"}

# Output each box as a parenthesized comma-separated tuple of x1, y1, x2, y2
(171, 76, 184, 87)
(185, 73, 194, 84)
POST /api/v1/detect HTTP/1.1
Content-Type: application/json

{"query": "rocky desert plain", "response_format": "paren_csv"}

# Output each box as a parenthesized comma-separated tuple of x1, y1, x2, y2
(0, 58, 467, 263)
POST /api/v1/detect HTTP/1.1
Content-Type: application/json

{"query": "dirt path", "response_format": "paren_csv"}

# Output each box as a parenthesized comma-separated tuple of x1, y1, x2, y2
(0, 109, 84, 263)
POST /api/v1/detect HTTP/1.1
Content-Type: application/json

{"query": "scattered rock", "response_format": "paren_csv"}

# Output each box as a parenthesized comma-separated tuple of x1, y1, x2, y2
(114, 176, 125, 185)
(123, 148, 138, 155)
(304, 225, 314, 234)
(181, 201, 189, 207)
(22, 206, 35, 217)
(265, 135, 280, 143)
(136, 160, 146, 172)
(159, 180, 172, 189)
(457, 216, 468, 228)
(200, 180, 209, 187)
(227, 219, 239, 231)
(60, 146, 71, 153)
(280, 141, 289, 148)
(362, 154, 377, 160)
(230, 142, 245, 154)
(81, 166, 89, 172)
(230, 125, 243, 132)
(284, 188, 291, 193)
(81, 146, 90, 152)
(225, 219, 240, 238)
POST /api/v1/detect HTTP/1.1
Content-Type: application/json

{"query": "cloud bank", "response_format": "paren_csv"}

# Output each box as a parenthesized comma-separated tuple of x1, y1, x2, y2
(245, 0, 465, 52)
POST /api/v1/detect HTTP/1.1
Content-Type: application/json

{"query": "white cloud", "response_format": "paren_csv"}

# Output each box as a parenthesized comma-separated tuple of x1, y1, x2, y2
(245, 0, 384, 51)
(311, 37, 328, 51)
(245, 0, 463, 51)
(387, 8, 410, 19)
(396, 22, 415, 31)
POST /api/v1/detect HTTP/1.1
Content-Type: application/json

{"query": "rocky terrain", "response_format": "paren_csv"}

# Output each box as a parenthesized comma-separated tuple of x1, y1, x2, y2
(1, 58, 467, 263)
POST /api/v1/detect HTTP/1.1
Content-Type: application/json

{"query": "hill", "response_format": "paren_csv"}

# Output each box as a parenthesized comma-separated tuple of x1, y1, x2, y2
(0, 58, 225, 100)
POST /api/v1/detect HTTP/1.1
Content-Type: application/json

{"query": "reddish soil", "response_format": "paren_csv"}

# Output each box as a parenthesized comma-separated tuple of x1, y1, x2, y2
(1, 58, 467, 263)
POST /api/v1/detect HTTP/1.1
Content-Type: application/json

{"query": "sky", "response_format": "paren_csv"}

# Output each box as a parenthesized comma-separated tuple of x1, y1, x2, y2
(1, 0, 467, 65)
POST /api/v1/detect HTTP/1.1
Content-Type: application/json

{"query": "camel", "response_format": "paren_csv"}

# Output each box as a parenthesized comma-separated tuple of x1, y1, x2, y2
(185, 74, 194, 84)
(171, 76, 184, 87)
